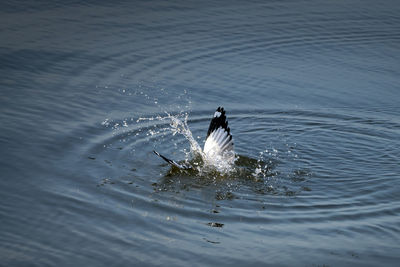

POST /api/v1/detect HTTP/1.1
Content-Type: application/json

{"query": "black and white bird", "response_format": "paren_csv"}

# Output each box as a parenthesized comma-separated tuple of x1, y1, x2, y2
(154, 107, 235, 170)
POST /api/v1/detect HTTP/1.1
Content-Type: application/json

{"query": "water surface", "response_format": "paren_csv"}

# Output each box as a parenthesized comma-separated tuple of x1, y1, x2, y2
(1, 0, 400, 266)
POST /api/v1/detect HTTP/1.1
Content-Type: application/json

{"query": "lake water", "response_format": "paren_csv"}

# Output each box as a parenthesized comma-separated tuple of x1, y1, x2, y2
(1, 0, 400, 266)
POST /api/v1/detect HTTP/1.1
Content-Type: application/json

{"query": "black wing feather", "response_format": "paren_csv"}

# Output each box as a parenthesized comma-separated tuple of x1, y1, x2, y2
(206, 107, 230, 138)
(153, 150, 190, 170)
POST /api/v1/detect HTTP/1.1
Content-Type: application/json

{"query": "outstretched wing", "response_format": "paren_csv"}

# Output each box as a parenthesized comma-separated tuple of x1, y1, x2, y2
(153, 150, 190, 170)
(203, 107, 234, 156)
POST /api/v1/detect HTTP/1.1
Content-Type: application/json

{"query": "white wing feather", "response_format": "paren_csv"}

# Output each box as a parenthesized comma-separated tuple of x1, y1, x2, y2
(203, 127, 233, 156)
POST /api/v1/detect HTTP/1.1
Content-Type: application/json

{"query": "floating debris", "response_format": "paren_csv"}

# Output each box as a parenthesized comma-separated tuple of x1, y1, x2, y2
(207, 222, 224, 228)
(203, 238, 220, 244)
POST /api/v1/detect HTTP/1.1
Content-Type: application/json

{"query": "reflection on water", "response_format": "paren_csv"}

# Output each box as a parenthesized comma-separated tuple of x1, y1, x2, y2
(1, 0, 400, 266)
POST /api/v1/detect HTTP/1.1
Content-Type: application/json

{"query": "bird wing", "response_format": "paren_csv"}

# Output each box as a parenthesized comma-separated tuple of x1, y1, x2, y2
(153, 150, 190, 170)
(203, 107, 234, 156)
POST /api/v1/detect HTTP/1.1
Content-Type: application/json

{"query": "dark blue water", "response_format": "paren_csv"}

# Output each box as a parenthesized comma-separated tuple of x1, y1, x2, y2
(1, 0, 400, 266)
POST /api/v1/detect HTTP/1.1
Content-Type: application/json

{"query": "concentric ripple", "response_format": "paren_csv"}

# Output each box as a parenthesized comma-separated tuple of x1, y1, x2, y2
(45, 106, 399, 266)
(54, 106, 398, 250)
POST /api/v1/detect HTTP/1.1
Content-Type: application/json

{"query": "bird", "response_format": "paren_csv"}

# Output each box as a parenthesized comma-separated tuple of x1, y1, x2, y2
(154, 107, 234, 170)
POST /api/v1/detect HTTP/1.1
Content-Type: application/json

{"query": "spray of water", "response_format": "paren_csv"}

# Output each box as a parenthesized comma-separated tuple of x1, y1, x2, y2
(166, 113, 238, 175)
(102, 110, 272, 178)
(168, 113, 203, 155)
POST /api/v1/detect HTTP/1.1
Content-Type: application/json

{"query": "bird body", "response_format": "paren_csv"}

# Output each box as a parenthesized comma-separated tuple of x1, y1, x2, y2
(154, 107, 235, 171)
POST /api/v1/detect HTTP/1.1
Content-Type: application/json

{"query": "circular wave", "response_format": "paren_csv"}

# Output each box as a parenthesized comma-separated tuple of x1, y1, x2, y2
(63, 107, 400, 217)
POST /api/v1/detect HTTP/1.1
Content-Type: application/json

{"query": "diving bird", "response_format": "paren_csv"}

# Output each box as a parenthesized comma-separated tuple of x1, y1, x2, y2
(154, 107, 234, 170)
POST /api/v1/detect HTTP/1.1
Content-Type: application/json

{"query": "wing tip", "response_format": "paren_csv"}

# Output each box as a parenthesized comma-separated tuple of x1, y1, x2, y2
(204, 107, 234, 154)
(153, 150, 190, 170)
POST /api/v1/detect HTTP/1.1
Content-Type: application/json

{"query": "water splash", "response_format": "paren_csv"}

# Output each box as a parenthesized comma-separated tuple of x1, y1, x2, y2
(168, 113, 203, 155)
(102, 111, 274, 178)
(166, 113, 237, 175)
(252, 149, 276, 179)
